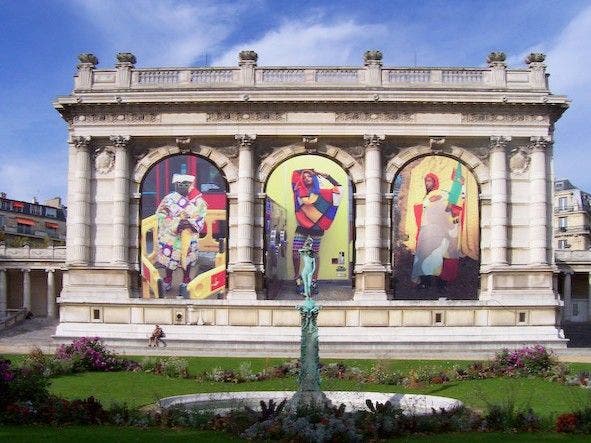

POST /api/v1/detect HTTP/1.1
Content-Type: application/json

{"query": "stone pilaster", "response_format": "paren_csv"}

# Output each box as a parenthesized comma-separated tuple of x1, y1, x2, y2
(0, 268, 6, 317)
(487, 52, 507, 88)
(22, 269, 31, 311)
(228, 134, 258, 300)
(526, 53, 547, 89)
(239, 51, 257, 86)
(68, 136, 92, 265)
(489, 136, 510, 265)
(563, 272, 572, 321)
(115, 53, 136, 88)
(46, 269, 56, 319)
(529, 136, 551, 265)
(355, 134, 387, 301)
(110, 135, 131, 264)
(75, 53, 98, 90)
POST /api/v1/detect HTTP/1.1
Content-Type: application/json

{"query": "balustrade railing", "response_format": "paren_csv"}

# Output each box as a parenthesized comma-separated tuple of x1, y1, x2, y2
(78, 64, 542, 91)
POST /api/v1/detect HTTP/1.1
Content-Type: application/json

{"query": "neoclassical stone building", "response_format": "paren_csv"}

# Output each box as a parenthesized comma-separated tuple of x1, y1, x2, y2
(50, 50, 569, 354)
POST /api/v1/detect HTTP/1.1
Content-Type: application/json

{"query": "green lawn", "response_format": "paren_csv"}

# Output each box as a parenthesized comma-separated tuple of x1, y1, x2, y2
(0, 427, 589, 443)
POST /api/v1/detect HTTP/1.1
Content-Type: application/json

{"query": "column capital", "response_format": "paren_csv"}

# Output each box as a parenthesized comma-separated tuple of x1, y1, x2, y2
(71, 135, 91, 150)
(490, 135, 511, 152)
(109, 135, 131, 149)
(235, 134, 256, 149)
(45, 268, 56, 273)
(22, 268, 31, 274)
(530, 136, 552, 151)
(363, 134, 385, 150)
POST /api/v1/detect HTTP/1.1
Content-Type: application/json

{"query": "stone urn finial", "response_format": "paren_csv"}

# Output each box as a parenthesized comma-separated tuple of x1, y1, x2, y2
(78, 53, 98, 67)
(116, 52, 137, 66)
(487, 51, 506, 66)
(525, 53, 546, 65)
(364, 50, 383, 65)
(239, 50, 258, 65)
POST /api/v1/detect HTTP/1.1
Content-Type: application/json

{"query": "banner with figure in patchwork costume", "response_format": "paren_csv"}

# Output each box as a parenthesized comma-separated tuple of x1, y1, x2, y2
(392, 155, 479, 299)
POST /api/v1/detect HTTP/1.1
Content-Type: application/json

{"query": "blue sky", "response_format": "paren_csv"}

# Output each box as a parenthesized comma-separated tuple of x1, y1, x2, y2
(1, 0, 590, 203)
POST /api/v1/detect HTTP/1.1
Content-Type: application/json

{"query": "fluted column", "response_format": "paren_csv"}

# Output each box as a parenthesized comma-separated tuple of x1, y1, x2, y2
(489, 136, 510, 265)
(111, 135, 131, 264)
(529, 136, 551, 265)
(67, 136, 92, 265)
(0, 268, 7, 317)
(563, 272, 572, 321)
(46, 269, 56, 318)
(227, 135, 257, 300)
(22, 269, 31, 311)
(364, 134, 385, 266)
(355, 134, 387, 301)
(235, 134, 256, 265)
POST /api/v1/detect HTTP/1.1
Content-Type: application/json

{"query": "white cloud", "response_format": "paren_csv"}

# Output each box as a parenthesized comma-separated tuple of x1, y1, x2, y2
(213, 18, 388, 66)
(70, 0, 252, 66)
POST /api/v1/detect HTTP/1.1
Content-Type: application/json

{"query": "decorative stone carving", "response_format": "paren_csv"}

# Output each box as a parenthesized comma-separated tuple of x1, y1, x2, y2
(335, 112, 415, 122)
(487, 52, 506, 65)
(462, 112, 547, 124)
(116, 52, 137, 65)
(239, 50, 258, 64)
(429, 137, 446, 150)
(235, 134, 256, 149)
(176, 137, 191, 153)
(526, 53, 546, 64)
(509, 148, 530, 174)
(73, 113, 160, 124)
(364, 134, 385, 150)
(302, 136, 318, 153)
(207, 111, 285, 122)
(364, 50, 383, 65)
(490, 135, 511, 151)
(72, 135, 91, 150)
(530, 135, 552, 150)
(78, 53, 98, 67)
(109, 135, 130, 149)
(94, 148, 115, 174)
(217, 145, 239, 159)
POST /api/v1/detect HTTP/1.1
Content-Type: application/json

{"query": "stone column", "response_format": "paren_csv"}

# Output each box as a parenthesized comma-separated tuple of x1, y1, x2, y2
(239, 50, 257, 86)
(111, 135, 131, 264)
(67, 136, 92, 265)
(46, 269, 56, 319)
(489, 136, 510, 265)
(115, 53, 136, 88)
(355, 134, 387, 300)
(22, 269, 31, 311)
(228, 134, 257, 300)
(563, 272, 572, 321)
(0, 268, 7, 317)
(529, 136, 551, 265)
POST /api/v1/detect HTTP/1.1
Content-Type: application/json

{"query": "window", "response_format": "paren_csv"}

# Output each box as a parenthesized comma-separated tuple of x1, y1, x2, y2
(558, 217, 567, 230)
(558, 239, 568, 249)
(11, 201, 24, 213)
(30, 205, 43, 216)
(558, 197, 568, 209)
(0, 214, 4, 227)
(45, 207, 57, 218)
(17, 223, 33, 235)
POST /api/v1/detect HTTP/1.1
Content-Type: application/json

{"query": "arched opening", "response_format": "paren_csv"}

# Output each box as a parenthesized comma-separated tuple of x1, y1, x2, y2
(391, 154, 480, 300)
(263, 154, 355, 300)
(139, 154, 228, 299)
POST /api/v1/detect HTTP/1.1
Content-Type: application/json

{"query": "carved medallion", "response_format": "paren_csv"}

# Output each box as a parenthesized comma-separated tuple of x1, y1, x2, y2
(95, 149, 115, 174)
(509, 149, 530, 174)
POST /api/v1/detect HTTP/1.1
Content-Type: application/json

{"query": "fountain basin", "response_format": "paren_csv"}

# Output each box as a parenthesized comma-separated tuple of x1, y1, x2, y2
(159, 391, 462, 415)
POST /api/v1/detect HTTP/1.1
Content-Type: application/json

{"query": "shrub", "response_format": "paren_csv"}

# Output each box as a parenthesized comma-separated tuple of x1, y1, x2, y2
(493, 345, 557, 377)
(482, 400, 541, 432)
(556, 413, 578, 433)
(0, 358, 50, 412)
(55, 337, 140, 373)
(141, 357, 189, 378)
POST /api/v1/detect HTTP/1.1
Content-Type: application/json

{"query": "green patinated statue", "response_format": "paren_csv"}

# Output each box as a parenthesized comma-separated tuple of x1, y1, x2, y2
(299, 237, 316, 298)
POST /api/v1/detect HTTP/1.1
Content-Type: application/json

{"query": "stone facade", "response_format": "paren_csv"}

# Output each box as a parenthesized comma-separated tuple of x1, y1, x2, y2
(49, 50, 570, 353)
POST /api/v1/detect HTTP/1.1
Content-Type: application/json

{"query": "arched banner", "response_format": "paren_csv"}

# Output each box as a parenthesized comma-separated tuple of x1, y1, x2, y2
(140, 154, 228, 299)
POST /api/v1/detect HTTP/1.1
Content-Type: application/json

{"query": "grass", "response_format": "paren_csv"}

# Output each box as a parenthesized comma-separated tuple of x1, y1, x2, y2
(0, 427, 590, 443)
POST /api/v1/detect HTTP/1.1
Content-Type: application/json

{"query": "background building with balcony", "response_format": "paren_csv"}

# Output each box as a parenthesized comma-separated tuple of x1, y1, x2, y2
(0, 193, 67, 247)
(554, 180, 591, 332)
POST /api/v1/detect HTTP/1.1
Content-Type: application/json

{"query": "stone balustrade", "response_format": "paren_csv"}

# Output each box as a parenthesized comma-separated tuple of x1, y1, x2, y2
(0, 244, 66, 261)
(72, 50, 549, 92)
